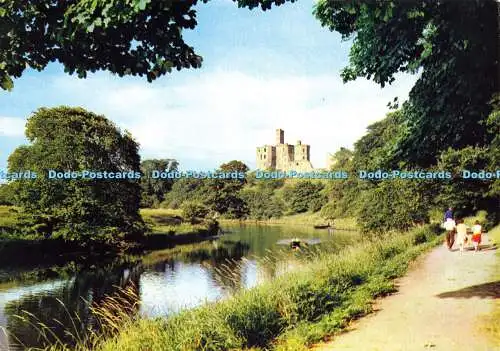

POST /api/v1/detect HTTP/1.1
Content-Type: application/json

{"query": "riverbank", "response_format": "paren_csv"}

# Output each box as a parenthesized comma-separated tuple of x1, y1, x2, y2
(483, 223, 500, 346)
(219, 212, 357, 231)
(313, 224, 499, 351)
(0, 207, 219, 261)
(44, 224, 441, 351)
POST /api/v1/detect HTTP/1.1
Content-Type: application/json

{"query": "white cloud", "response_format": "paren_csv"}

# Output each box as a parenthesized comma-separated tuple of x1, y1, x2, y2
(0, 116, 26, 137)
(50, 69, 417, 170)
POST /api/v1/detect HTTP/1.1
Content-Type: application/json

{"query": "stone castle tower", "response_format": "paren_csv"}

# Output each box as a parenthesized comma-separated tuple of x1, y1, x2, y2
(256, 129, 314, 171)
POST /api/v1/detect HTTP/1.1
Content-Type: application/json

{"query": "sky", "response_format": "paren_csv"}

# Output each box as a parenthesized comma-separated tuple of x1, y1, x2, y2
(0, 0, 418, 171)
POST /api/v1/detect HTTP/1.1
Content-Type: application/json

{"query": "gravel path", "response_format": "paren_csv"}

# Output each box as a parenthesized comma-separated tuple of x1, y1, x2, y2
(314, 236, 499, 351)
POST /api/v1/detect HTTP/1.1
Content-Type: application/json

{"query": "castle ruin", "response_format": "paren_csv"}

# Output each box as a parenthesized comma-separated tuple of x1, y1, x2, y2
(256, 129, 314, 171)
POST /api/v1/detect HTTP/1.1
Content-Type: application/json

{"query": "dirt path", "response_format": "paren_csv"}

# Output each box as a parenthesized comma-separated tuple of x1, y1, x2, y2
(314, 236, 499, 351)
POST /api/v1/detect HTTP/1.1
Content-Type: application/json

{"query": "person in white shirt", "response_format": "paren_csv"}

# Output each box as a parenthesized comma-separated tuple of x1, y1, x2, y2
(444, 218, 456, 250)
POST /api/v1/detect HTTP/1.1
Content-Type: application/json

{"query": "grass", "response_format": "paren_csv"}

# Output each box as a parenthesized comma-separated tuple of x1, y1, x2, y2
(40, 225, 440, 351)
(140, 208, 182, 218)
(463, 210, 489, 227)
(141, 208, 210, 235)
(0, 205, 19, 231)
(220, 212, 357, 231)
(481, 222, 500, 346)
(0, 206, 209, 238)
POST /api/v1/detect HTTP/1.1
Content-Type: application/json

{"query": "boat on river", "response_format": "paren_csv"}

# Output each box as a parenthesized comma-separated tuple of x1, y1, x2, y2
(276, 238, 321, 249)
(313, 224, 331, 229)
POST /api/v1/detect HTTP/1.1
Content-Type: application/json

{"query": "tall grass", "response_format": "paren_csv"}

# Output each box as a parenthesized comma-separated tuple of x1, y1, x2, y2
(2, 284, 140, 351)
(0, 205, 18, 228)
(481, 223, 500, 346)
(140, 208, 210, 235)
(83, 225, 440, 351)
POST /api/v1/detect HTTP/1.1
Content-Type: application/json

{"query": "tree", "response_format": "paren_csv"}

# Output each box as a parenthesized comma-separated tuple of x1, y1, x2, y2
(328, 147, 353, 170)
(314, 0, 499, 166)
(352, 110, 403, 170)
(0, 0, 295, 91)
(162, 177, 206, 209)
(240, 187, 284, 220)
(181, 201, 209, 224)
(435, 95, 500, 221)
(140, 158, 178, 208)
(205, 160, 249, 218)
(0, 183, 15, 205)
(284, 181, 325, 214)
(356, 179, 431, 235)
(8, 106, 145, 242)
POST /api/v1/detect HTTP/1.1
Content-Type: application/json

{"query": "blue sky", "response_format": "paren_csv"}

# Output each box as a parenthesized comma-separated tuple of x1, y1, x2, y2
(0, 0, 417, 171)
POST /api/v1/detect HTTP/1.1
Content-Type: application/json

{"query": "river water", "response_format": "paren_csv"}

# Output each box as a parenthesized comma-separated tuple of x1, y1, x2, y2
(0, 224, 359, 350)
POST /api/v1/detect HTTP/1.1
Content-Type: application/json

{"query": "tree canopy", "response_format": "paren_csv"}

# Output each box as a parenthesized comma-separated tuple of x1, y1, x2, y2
(7, 106, 145, 242)
(314, 0, 499, 166)
(0, 0, 295, 91)
(140, 158, 178, 207)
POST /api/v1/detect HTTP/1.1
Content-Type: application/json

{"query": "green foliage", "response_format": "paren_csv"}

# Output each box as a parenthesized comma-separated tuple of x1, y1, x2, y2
(240, 187, 284, 220)
(0, 0, 295, 90)
(435, 146, 495, 216)
(181, 201, 209, 224)
(356, 179, 431, 235)
(352, 110, 403, 170)
(140, 159, 178, 208)
(93, 226, 439, 351)
(308, 194, 327, 213)
(204, 161, 249, 219)
(0, 183, 15, 205)
(162, 178, 207, 209)
(7, 106, 145, 243)
(284, 181, 326, 214)
(314, 0, 499, 167)
(328, 147, 353, 170)
(319, 201, 336, 220)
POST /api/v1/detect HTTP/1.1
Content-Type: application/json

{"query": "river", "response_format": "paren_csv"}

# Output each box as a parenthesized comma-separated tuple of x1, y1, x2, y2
(0, 224, 359, 350)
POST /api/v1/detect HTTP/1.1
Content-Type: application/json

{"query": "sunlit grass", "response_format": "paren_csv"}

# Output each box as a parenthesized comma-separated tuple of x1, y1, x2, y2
(140, 208, 210, 235)
(2, 284, 140, 351)
(53, 226, 439, 351)
(221, 212, 357, 230)
(0, 205, 19, 228)
(140, 208, 182, 218)
(481, 222, 500, 345)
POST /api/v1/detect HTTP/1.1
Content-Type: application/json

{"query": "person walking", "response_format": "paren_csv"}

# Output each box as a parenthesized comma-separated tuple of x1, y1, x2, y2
(444, 207, 453, 222)
(444, 217, 456, 250)
(455, 219, 468, 254)
(471, 220, 482, 252)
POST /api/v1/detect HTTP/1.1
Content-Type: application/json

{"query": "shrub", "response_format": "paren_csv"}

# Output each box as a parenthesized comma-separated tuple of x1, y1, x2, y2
(181, 201, 209, 224)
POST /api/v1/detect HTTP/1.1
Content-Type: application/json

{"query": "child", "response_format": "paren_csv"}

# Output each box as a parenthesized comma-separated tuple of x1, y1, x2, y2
(471, 220, 482, 252)
(455, 219, 468, 254)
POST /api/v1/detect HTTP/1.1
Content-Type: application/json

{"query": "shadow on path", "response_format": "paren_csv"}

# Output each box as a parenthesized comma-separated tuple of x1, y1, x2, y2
(436, 281, 500, 299)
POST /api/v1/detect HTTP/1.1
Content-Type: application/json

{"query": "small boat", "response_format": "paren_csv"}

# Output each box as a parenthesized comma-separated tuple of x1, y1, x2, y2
(313, 224, 331, 229)
(277, 238, 321, 246)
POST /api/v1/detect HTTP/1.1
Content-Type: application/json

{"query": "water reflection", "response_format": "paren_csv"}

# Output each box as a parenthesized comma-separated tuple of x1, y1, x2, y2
(0, 224, 358, 350)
